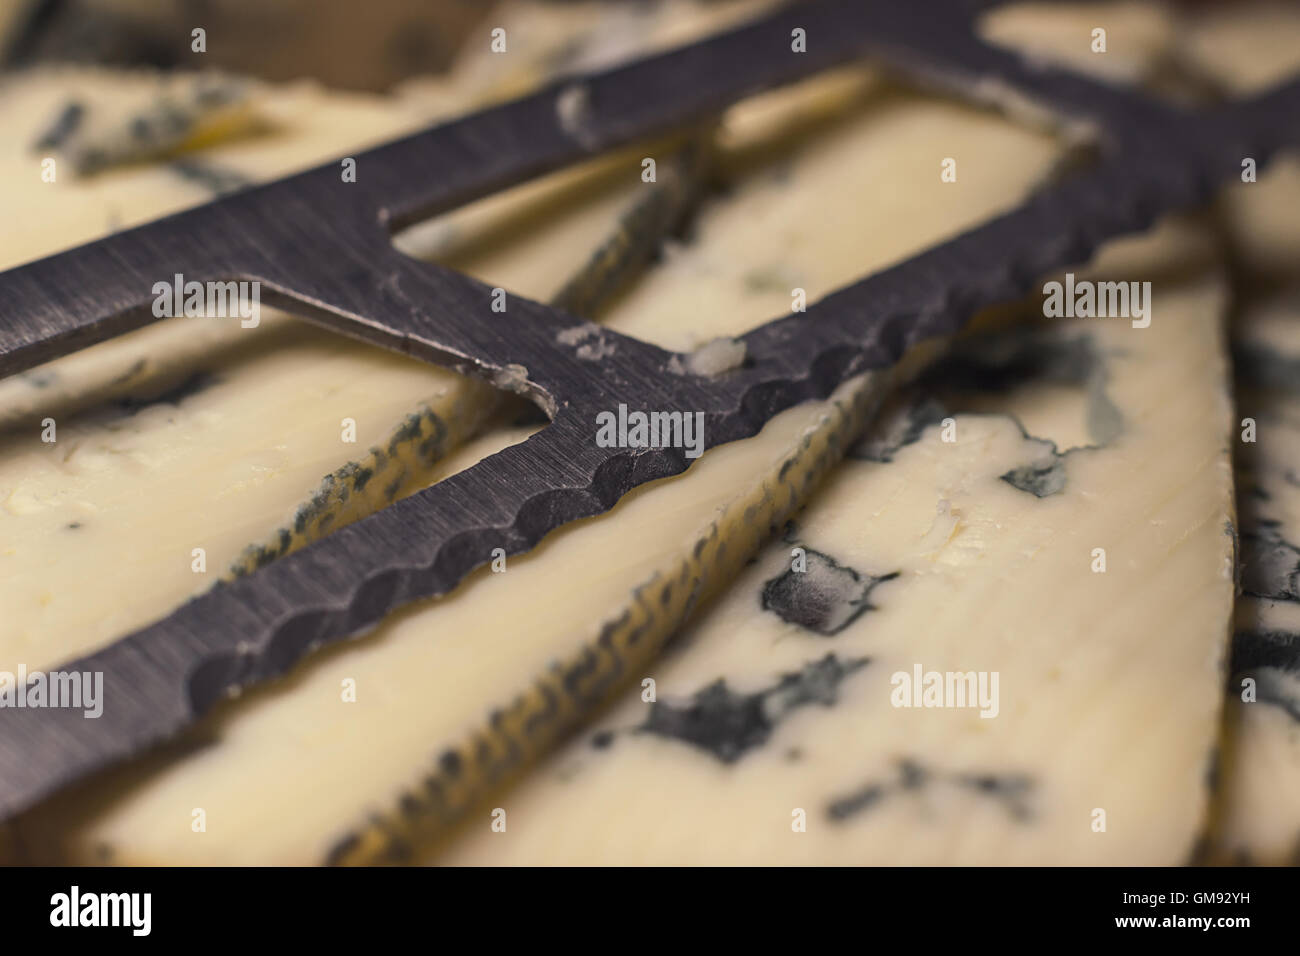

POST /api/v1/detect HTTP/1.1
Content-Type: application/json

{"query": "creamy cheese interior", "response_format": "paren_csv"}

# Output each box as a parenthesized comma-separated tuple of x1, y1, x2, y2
(3, 36, 1067, 863)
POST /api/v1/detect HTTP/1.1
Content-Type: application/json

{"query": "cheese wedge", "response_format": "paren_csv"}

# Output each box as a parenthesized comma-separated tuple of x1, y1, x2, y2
(1208, 292, 1300, 864)
(1180, 1, 1300, 99)
(1172, 1, 1300, 865)
(977, 1, 1176, 87)
(0, 66, 660, 670)
(970, 0, 1300, 867)
(19, 0, 1265, 867)
(5, 65, 1067, 863)
(437, 217, 1238, 866)
(1, 0, 745, 649)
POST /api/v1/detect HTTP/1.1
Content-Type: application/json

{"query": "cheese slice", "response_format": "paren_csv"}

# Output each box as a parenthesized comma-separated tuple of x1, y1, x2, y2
(21, 0, 1265, 866)
(977, 1, 1176, 88)
(436, 216, 1238, 866)
(1208, 292, 1300, 865)
(0, 66, 658, 670)
(1205, 156, 1300, 865)
(5, 65, 1067, 863)
(970, 0, 1300, 867)
(391, 0, 782, 114)
(1179, 1, 1300, 99)
(1172, 1, 1300, 865)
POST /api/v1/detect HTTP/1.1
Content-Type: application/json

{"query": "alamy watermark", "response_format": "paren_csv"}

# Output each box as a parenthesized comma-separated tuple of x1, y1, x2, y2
(891, 663, 999, 718)
(50, 886, 150, 936)
(595, 404, 705, 459)
(152, 273, 261, 327)
(1042, 272, 1150, 328)
(0, 665, 103, 718)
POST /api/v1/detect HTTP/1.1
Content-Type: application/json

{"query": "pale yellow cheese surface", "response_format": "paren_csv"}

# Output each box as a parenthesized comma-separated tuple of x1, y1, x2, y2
(440, 220, 1237, 866)
(11, 0, 1286, 868)
(6, 55, 1067, 863)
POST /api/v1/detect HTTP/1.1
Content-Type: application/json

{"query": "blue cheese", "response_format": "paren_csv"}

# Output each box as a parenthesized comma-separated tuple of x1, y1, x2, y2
(6, 63, 1067, 864)
(437, 218, 1239, 865)
(1209, 291, 1300, 864)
